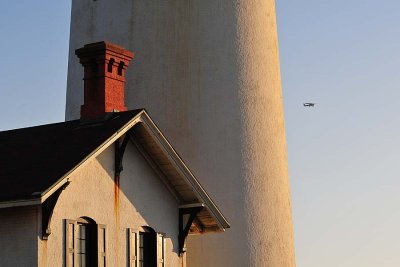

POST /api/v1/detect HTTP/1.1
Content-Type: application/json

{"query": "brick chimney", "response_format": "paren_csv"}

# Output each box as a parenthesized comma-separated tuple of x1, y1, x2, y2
(75, 41, 134, 119)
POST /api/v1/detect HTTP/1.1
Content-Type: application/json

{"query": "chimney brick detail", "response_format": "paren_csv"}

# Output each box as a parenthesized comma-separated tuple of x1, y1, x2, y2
(76, 42, 134, 119)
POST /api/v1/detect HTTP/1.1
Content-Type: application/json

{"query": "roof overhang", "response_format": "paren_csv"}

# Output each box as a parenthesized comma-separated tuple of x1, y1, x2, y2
(130, 113, 230, 233)
(0, 110, 230, 233)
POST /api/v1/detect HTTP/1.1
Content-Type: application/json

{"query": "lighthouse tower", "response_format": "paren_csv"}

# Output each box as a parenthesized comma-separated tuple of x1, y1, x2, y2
(66, 1, 296, 266)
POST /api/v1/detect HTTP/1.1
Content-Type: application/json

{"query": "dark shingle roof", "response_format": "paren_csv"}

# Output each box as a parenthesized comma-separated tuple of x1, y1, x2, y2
(0, 110, 143, 202)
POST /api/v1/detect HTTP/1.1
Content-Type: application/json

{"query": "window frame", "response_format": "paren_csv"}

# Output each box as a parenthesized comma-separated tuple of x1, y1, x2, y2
(128, 227, 165, 267)
(64, 218, 106, 267)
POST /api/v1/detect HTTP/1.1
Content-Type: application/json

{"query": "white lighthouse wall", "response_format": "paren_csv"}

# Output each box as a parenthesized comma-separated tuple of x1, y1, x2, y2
(38, 143, 181, 266)
(66, 0, 296, 266)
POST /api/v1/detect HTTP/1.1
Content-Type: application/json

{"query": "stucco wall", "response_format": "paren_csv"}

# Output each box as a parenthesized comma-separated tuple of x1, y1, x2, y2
(39, 142, 181, 266)
(0, 206, 38, 266)
(66, 0, 296, 266)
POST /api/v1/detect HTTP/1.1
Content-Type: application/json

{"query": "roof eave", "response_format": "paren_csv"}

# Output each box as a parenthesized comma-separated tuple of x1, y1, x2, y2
(0, 110, 230, 232)
(138, 113, 230, 231)
(0, 198, 41, 209)
(0, 110, 146, 208)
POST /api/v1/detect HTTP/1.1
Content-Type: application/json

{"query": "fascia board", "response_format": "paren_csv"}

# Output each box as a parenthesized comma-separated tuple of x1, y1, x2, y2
(0, 199, 41, 209)
(139, 113, 231, 230)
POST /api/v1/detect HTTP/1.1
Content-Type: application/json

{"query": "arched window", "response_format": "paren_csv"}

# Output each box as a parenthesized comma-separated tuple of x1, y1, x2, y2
(76, 217, 97, 266)
(65, 217, 106, 267)
(129, 226, 165, 267)
(139, 226, 157, 267)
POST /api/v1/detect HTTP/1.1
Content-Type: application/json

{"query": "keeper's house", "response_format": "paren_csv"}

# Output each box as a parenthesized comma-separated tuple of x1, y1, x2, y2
(0, 42, 229, 267)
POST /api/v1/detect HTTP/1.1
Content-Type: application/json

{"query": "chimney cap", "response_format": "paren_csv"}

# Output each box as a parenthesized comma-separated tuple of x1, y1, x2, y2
(75, 41, 134, 60)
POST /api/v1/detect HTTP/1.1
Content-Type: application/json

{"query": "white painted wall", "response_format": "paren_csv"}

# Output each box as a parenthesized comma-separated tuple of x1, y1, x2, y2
(66, 0, 296, 266)
(39, 142, 181, 266)
(0, 206, 38, 266)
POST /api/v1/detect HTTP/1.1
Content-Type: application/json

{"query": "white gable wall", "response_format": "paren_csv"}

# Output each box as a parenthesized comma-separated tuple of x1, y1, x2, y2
(39, 141, 181, 266)
(0, 206, 38, 266)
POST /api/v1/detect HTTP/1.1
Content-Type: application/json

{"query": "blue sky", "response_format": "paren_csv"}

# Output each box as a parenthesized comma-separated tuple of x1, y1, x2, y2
(277, 1, 400, 266)
(1, 1, 400, 266)
(0, 1, 70, 130)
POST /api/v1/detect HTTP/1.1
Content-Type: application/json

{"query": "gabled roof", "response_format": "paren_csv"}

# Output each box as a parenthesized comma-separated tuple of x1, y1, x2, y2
(0, 110, 142, 203)
(0, 110, 229, 233)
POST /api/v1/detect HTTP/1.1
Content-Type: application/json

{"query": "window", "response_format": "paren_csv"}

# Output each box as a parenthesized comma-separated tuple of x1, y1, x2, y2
(76, 221, 90, 266)
(129, 227, 165, 267)
(65, 217, 106, 267)
(139, 227, 156, 267)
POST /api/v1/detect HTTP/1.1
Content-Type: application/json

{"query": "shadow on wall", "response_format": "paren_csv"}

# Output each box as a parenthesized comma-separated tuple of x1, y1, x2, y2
(95, 138, 180, 255)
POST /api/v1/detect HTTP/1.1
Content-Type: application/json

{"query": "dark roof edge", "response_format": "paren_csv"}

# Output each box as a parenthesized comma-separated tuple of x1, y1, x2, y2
(0, 198, 41, 209)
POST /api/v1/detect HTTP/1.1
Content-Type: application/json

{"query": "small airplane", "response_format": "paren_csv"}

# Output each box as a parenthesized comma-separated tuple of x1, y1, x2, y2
(303, 103, 316, 107)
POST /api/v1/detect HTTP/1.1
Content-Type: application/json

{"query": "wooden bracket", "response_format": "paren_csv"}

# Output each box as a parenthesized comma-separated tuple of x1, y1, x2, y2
(41, 182, 70, 240)
(178, 207, 203, 255)
(115, 131, 131, 177)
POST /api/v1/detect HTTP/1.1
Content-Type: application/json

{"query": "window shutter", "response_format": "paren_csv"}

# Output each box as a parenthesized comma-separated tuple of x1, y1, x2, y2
(156, 233, 165, 267)
(97, 224, 107, 267)
(65, 220, 76, 267)
(129, 229, 139, 267)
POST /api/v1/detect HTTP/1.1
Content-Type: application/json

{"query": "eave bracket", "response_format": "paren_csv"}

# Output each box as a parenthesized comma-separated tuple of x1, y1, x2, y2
(115, 131, 131, 177)
(41, 182, 70, 240)
(178, 207, 203, 255)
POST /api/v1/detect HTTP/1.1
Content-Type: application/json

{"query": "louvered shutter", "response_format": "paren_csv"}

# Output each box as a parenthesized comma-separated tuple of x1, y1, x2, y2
(97, 224, 107, 267)
(65, 220, 76, 267)
(157, 233, 165, 267)
(129, 229, 139, 267)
